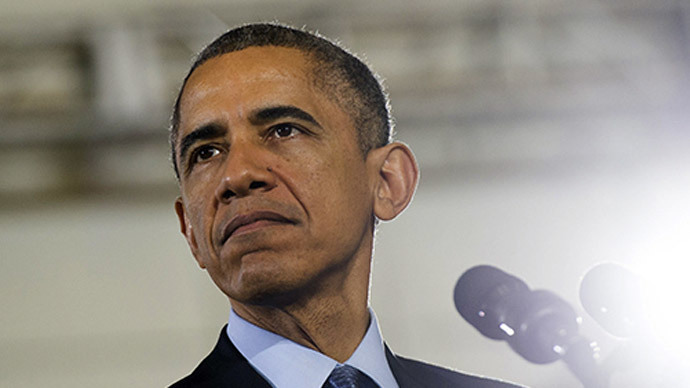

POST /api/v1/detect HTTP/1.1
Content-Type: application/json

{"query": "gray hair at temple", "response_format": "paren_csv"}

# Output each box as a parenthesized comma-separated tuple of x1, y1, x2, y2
(169, 23, 392, 179)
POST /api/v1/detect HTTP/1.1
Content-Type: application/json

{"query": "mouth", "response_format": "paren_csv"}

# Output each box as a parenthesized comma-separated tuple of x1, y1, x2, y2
(221, 211, 295, 243)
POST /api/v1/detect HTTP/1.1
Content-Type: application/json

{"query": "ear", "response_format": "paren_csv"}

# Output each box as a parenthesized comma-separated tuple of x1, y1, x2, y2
(174, 197, 205, 269)
(369, 142, 419, 221)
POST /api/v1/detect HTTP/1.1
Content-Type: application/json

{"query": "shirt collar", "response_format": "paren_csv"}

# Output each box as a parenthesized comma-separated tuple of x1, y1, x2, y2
(227, 308, 399, 388)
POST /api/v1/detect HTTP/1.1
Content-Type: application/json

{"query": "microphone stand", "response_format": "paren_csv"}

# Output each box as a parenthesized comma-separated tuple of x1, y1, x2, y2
(558, 335, 609, 388)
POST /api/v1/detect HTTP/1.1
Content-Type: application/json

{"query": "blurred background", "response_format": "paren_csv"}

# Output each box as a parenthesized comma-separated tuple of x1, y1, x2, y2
(2, 0, 690, 387)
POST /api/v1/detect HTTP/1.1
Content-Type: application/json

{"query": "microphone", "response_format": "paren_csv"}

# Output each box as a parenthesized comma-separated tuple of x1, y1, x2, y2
(454, 265, 531, 340)
(454, 265, 608, 387)
(579, 263, 643, 338)
(454, 265, 583, 364)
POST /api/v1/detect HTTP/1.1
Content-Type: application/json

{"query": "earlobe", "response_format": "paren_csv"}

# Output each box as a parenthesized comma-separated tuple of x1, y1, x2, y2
(174, 197, 205, 269)
(372, 142, 419, 221)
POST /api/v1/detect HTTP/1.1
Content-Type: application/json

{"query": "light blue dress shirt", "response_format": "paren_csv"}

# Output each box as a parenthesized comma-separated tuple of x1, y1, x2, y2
(227, 308, 399, 388)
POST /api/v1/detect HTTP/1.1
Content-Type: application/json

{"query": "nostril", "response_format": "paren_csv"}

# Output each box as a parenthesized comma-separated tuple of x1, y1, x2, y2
(221, 189, 235, 201)
(249, 181, 267, 190)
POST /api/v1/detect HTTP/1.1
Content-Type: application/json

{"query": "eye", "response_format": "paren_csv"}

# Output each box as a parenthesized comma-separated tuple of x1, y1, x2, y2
(192, 145, 221, 164)
(270, 123, 301, 139)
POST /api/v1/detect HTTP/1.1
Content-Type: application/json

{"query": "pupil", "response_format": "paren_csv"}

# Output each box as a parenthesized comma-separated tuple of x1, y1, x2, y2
(200, 148, 213, 159)
(277, 126, 292, 137)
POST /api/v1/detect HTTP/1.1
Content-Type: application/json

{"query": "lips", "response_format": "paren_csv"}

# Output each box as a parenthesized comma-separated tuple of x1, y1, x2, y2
(220, 211, 295, 243)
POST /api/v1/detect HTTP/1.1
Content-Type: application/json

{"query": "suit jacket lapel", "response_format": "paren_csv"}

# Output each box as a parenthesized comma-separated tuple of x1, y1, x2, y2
(175, 325, 272, 388)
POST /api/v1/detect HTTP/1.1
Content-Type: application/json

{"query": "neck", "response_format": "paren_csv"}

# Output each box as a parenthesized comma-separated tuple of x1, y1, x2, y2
(230, 253, 372, 362)
(232, 297, 370, 362)
(229, 221, 377, 362)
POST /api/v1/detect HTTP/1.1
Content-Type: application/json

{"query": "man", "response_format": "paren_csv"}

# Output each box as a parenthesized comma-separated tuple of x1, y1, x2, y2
(170, 23, 522, 388)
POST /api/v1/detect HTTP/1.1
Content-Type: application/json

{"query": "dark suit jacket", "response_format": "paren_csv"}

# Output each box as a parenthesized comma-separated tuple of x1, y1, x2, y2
(170, 326, 525, 388)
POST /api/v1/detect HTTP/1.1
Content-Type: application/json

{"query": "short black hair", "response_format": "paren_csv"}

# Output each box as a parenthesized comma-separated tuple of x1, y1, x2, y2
(170, 23, 392, 179)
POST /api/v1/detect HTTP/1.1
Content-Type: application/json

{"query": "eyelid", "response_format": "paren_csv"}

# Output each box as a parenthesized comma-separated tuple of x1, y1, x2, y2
(266, 122, 310, 138)
(186, 143, 222, 172)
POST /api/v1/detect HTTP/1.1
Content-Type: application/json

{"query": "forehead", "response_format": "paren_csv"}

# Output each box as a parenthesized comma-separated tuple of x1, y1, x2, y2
(177, 46, 347, 135)
(185, 46, 313, 95)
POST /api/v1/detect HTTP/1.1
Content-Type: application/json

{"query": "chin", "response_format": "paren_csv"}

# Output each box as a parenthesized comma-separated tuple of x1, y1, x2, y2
(227, 284, 305, 308)
(220, 269, 309, 307)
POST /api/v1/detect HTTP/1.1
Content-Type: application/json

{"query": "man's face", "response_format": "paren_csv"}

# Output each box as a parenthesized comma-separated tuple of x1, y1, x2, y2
(174, 46, 379, 305)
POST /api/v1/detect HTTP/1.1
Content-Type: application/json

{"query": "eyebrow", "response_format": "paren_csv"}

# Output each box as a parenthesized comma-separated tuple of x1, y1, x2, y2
(249, 105, 322, 128)
(178, 123, 226, 169)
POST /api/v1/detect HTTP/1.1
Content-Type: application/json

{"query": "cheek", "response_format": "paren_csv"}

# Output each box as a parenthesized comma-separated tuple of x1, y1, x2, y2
(308, 155, 371, 220)
(182, 185, 217, 245)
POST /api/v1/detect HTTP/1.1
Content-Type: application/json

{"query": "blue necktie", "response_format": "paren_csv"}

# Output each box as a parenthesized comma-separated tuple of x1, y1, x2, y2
(322, 364, 380, 388)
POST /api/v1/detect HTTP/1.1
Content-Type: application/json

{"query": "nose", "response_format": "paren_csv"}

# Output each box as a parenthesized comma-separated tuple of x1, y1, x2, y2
(214, 142, 277, 203)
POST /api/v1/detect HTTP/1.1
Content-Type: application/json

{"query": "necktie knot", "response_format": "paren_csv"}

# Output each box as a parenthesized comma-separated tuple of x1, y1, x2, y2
(322, 364, 380, 388)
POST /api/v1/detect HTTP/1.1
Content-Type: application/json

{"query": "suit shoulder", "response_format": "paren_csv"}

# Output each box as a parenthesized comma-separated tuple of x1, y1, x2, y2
(392, 353, 526, 388)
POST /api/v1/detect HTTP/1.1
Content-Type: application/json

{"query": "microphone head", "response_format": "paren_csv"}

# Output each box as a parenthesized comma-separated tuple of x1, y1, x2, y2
(506, 289, 579, 364)
(454, 265, 530, 340)
(579, 262, 643, 338)
(455, 265, 581, 364)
